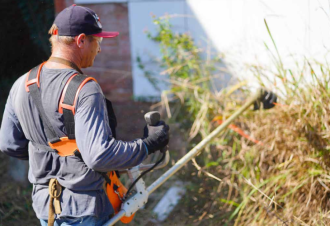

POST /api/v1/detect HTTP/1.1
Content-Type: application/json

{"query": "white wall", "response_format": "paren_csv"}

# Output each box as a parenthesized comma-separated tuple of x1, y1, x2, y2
(129, 0, 330, 98)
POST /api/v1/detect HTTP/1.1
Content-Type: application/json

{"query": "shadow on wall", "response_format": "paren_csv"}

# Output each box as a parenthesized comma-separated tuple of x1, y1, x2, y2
(129, 0, 233, 100)
(185, 3, 234, 91)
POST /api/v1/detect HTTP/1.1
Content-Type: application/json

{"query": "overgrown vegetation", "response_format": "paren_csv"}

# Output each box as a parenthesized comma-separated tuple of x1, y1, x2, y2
(140, 16, 330, 225)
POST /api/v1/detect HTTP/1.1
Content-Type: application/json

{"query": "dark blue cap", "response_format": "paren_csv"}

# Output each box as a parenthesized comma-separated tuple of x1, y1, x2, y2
(54, 4, 119, 38)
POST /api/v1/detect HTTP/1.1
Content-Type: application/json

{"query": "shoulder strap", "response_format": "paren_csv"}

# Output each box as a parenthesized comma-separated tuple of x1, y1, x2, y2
(25, 63, 60, 144)
(59, 74, 97, 139)
(106, 98, 117, 139)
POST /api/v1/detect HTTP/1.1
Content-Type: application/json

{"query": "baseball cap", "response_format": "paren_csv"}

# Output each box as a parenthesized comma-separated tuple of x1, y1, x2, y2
(54, 4, 119, 38)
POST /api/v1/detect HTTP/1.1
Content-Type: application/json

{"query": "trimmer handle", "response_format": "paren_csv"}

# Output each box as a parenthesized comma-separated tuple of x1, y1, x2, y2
(144, 111, 167, 153)
(144, 111, 161, 126)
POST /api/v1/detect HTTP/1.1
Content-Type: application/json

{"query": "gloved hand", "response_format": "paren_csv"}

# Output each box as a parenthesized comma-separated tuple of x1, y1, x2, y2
(254, 90, 277, 110)
(142, 121, 170, 154)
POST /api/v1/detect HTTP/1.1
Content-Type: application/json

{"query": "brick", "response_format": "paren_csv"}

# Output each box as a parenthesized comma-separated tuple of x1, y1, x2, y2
(55, 0, 66, 14)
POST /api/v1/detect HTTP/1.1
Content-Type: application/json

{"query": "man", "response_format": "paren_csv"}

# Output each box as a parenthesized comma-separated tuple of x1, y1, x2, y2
(0, 4, 169, 226)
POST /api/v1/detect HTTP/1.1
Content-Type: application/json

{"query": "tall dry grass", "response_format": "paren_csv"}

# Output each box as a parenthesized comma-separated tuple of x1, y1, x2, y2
(204, 20, 330, 226)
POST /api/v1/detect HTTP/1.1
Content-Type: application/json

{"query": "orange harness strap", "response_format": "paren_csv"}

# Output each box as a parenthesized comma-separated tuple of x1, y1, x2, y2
(58, 74, 97, 115)
(50, 73, 96, 157)
(25, 62, 46, 92)
(25, 63, 96, 157)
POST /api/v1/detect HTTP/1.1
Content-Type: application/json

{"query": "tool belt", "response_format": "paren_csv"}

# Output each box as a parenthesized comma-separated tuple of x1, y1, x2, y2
(26, 62, 134, 225)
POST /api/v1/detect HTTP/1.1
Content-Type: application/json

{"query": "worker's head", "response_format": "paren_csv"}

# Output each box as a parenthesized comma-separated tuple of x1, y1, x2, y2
(49, 4, 119, 68)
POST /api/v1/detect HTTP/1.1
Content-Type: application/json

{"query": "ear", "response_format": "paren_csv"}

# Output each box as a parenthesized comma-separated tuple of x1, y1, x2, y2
(76, 34, 86, 49)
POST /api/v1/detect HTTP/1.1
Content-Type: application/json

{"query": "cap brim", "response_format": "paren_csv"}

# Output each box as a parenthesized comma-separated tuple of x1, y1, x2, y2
(92, 31, 119, 38)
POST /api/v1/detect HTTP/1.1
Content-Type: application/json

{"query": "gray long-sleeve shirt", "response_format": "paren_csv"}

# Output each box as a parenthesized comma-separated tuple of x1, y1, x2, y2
(0, 67, 148, 219)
